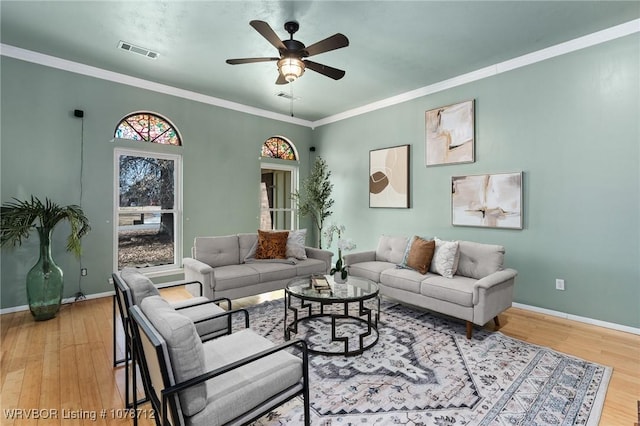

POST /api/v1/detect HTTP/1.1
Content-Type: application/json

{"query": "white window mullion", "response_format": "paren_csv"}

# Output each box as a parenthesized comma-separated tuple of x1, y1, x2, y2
(114, 148, 182, 273)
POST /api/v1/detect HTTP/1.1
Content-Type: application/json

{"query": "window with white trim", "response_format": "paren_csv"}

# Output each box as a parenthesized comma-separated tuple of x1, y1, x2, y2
(260, 136, 299, 230)
(113, 112, 182, 272)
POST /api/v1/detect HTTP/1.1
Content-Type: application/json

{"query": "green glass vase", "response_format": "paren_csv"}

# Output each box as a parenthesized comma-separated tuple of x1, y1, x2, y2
(26, 227, 64, 320)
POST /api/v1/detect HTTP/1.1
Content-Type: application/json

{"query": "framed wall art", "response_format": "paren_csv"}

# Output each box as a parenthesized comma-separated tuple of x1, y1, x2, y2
(425, 99, 475, 166)
(369, 144, 410, 208)
(451, 172, 523, 229)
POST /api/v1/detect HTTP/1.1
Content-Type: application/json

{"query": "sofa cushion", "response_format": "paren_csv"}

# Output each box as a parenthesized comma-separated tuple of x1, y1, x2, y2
(171, 298, 229, 340)
(286, 229, 308, 260)
(120, 268, 160, 305)
(420, 275, 477, 306)
(194, 235, 240, 267)
(376, 235, 409, 264)
(140, 296, 206, 417)
(238, 233, 259, 262)
(430, 238, 460, 278)
(380, 268, 427, 293)
(212, 264, 261, 291)
(189, 329, 302, 426)
(255, 230, 289, 259)
(456, 241, 505, 279)
(349, 261, 397, 283)
(401, 236, 435, 274)
(295, 258, 327, 276)
(246, 262, 297, 283)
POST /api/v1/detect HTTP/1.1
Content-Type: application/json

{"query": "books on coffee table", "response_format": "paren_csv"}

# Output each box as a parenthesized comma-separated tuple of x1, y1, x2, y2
(312, 276, 331, 291)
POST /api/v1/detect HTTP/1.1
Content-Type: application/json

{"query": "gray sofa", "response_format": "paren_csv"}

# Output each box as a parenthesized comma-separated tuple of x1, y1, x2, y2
(183, 232, 333, 301)
(343, 235, 517, 338)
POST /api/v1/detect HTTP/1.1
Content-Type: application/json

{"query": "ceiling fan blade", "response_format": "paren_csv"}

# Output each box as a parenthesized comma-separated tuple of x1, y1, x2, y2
(304, 60, 346, 80)
(250, 20, 286, 51)
(226, 57, 279, 65)
(275, 73, 289, 85)
(304, 33, 349, 57)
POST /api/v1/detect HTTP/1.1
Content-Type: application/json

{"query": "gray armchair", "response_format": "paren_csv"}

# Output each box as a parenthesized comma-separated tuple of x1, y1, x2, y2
(129, 296, 310, 426)
(112, 269, 235, 408)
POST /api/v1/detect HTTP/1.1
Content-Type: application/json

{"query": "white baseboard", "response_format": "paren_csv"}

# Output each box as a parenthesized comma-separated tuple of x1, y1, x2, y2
(0, 290, 115, 315)
(512, 302, 640, 336)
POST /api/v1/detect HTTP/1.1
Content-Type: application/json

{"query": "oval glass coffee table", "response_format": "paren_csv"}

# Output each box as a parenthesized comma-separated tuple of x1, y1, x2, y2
(284, 274, 380, 357)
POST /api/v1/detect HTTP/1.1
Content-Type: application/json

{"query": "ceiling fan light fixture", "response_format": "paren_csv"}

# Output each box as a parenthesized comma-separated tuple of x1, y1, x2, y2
(278, 57, 305, 82)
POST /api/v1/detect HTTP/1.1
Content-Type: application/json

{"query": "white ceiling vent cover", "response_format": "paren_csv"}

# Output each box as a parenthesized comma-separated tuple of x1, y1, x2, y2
(118, 41, 159, 59)
(276, 92, 300, 101)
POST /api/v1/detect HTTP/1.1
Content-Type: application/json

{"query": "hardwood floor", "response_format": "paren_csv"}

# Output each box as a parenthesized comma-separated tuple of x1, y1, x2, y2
(1, 289, 638, 425)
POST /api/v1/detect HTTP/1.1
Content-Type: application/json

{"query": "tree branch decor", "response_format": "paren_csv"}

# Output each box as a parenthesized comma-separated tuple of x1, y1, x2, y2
(291, 157, 334, 249)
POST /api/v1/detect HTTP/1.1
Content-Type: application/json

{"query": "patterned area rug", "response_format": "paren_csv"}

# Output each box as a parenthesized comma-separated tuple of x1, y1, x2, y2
(238, 299, 611, 426)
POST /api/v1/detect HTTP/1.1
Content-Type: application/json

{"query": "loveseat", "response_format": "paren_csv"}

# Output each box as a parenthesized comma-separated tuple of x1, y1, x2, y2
(343, 235, 517, 338)
(183, 230, 333, 301)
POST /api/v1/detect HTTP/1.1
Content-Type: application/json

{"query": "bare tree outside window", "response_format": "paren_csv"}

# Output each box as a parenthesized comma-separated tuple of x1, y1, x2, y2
(117, 154, 176, 269)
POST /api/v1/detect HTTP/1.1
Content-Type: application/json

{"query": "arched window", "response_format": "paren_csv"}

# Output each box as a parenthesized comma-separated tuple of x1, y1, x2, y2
(113, 111, 183, 272)
(261, 137, 297, 160)
(260, 137, 299, 230)
(115, 112, 182, 146)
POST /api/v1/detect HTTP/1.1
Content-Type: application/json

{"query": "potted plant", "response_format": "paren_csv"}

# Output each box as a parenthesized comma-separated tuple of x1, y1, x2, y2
(1, 196, 90, 320)
(324, 223, 356, 283)
(291, 156, 334, 248)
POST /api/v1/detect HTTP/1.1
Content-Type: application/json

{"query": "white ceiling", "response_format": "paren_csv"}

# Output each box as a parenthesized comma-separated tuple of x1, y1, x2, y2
(1, 1, 639, 122)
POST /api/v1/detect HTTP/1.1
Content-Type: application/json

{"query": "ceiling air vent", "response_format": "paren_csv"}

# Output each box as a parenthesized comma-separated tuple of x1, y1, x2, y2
(276, 92, 300, 101)
(118, 41, 159, 59)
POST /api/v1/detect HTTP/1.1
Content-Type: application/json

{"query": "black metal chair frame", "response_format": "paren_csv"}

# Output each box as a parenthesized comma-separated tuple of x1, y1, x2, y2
(112, 272, 232, 409)
(129, 305, 311, 426)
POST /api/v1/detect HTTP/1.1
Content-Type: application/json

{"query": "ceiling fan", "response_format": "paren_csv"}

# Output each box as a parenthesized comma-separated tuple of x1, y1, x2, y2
(226, 20, 349, 85)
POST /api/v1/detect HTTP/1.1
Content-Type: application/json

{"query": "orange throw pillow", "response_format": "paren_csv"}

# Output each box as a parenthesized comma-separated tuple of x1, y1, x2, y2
(406, 237, 436, 274)
(255, 230, 289, 259)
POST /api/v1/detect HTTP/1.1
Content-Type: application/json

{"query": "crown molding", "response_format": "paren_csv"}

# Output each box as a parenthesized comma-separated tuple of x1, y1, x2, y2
(311, 18, 640, 128)
(2, 19, 638, 129)
(0, 43, 313, 128)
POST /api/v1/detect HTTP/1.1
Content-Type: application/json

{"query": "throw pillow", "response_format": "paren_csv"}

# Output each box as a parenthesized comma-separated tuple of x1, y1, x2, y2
(286, 229, 307, 260)
(398, 235, 416, 268)
(255, 230, 289, 259)
(430, 238, 460, 278)
(406, 237, 436, 274)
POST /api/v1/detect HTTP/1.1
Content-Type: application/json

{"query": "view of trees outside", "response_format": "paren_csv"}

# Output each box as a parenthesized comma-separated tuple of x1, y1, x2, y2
(118, 154, 175, 269)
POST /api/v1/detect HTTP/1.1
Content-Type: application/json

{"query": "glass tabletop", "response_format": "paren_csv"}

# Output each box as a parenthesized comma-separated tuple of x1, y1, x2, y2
(286, 274, 378, 302)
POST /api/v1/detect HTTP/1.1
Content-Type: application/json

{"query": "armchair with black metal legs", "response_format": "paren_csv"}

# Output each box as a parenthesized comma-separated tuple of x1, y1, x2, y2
(112, 268, 235, 409)
(130, 296, 311, 426)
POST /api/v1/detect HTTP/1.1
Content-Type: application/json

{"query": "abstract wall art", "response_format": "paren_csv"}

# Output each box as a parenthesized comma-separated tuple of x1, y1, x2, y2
(425, 99, 475, 166)
(451, 172, 523, 229)
(369, 145, 410, 208)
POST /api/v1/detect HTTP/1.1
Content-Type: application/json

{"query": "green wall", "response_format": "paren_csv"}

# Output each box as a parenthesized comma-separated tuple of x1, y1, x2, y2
(314, 34, 639, 328)
(0, 56, 313, 309)
(2, 34, 639, 329)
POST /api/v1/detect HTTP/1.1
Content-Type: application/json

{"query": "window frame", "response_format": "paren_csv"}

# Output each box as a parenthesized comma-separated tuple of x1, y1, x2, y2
(114, 112, 182, 146)
(113, 147, 183, 274)
(260, 160, 300, 231)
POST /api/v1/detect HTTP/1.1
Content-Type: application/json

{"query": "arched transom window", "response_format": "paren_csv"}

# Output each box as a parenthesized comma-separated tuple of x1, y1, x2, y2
(261, 137, 297, 160)
(115, 112, 182, 146)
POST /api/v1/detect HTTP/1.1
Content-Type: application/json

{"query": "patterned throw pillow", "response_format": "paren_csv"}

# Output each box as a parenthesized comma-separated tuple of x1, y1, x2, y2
(430, 238, 460, 278)
(255, 230, 289, 259)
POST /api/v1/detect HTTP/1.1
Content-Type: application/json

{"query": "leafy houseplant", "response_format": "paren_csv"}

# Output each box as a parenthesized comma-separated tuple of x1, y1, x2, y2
(1, 196, 91, 320)
(291, 156, 334, 249)
(324, 224, 356, 282)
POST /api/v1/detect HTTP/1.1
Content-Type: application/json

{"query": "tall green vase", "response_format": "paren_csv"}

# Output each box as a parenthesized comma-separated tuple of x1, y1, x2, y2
(26, 227, 64, 320)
